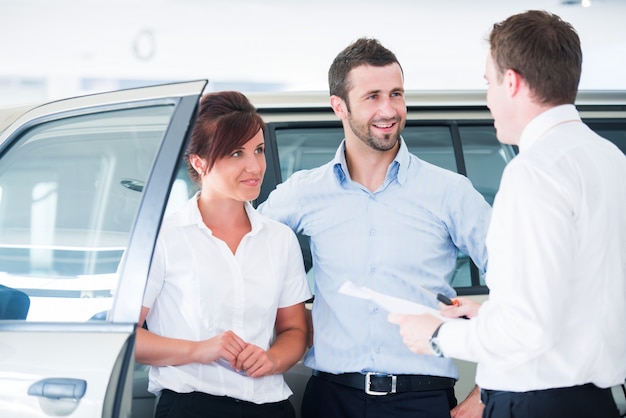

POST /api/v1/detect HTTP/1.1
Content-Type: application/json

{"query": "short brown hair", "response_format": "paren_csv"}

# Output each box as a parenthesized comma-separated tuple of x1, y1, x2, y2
(185, 91, 265, 184)
(489, 10, 582, 105)
(328, 38, 403, 104)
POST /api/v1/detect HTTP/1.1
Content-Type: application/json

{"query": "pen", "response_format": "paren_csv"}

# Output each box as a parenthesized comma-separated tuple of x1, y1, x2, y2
(418, 285, 460, 306)
(436, 293, 459, 307)
(419, 285, 469, 319)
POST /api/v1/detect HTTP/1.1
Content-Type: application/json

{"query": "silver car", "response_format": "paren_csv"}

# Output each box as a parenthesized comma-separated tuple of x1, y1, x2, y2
(0, 83, 624, 417)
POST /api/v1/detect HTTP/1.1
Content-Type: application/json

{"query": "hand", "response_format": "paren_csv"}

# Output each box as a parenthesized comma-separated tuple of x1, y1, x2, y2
(235, 344, 276, 378)
(451, 386, 484, 418)
(387, 313, 442, 355)
(194, 330, 248, 367)
(440, 297, 481, 319)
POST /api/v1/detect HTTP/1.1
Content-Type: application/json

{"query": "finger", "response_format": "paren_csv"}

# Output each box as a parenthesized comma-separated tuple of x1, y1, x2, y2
(440, 306, 462, 317)
(223, 330, 247, 351)
(439, 302, 457, 311)
(223, 332, 249, 353)
(247, 360, 271, 378)
(235, 345, 257, 371)
(387, 313, 406, 324)
(245, 351, 274, 378)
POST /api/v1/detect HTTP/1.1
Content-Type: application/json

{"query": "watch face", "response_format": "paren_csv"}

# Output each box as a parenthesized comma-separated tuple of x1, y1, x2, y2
(430, 338, 444, 357)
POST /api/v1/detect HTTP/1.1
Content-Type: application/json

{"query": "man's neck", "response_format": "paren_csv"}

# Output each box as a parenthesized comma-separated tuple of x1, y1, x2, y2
(344, 140, 399, 192)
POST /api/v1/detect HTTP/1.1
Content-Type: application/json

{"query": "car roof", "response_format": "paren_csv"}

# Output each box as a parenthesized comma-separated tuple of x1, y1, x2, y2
(2, 88, 625, 134)
(246, 90, 490, 111)
(0, 103, 39, 133)
(0, 81, 207, 136)
(246, 89, 626, 110)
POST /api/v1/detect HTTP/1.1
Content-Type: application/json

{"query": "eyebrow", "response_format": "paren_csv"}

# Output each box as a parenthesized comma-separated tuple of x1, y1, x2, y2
(361, 87, 404, 97)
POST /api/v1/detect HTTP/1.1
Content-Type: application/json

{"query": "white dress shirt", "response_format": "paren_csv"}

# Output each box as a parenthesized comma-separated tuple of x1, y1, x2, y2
(440, 105, 626, 391)
(142, 194, 311, 403)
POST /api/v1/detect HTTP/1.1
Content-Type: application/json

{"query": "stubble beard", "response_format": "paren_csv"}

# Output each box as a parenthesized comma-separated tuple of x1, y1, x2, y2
(347, 113, 403, 152)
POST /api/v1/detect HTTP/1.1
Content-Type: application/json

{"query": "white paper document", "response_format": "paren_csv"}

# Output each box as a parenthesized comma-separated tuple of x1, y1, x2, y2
(338, 281, 456, 322)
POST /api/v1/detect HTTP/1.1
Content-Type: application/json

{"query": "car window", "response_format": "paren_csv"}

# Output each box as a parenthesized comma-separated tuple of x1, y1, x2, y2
(276, 126, 341, 181)
(0, 105, 175, 322)
(164, 161, 198, 216)
(587, 122, 626, 154)
(272, 123, 515, 292)
(459, 125, 515, 205)
(402, 125, 457, 172)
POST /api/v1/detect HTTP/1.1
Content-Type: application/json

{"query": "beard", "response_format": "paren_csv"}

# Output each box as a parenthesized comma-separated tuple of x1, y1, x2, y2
(346, 112, 404, 152)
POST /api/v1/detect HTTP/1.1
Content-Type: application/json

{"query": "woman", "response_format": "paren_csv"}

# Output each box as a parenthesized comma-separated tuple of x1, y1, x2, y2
(136, 91, 311, 418)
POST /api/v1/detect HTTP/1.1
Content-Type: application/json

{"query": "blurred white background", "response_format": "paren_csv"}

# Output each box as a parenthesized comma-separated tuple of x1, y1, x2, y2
(1, 0, 625, 105)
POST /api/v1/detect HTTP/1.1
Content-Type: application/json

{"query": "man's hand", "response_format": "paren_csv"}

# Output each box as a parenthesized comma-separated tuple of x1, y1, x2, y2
(387, 313, 442, 355)
(440, 297, 481, 319)
(451, 386, 483, 418)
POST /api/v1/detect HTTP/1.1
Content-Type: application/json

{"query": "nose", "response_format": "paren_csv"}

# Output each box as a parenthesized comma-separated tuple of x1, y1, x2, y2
(245, 153, 265, 174)
(378, 96, 396, 119)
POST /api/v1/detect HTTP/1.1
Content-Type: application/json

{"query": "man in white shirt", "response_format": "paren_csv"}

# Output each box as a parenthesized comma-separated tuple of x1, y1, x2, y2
(388, 10, 626, 418)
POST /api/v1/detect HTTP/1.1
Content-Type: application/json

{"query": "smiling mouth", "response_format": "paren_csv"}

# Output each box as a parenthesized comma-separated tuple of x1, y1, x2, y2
(373, 121, 396, 130)
(242, 179, 260, 186)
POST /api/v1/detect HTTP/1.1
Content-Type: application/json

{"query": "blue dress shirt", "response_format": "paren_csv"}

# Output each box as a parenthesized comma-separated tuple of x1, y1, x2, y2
(258, 138, 490, 379)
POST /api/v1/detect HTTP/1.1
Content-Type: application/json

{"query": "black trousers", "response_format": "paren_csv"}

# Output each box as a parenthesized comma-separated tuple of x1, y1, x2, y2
(480, 383, 620, 418)
(155, 389, 295, 418)
(301, 374, 457, 418)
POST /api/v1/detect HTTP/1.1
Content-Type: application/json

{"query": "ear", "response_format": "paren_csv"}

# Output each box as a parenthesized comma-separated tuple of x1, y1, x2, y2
(330, 95, 348, 120)
(188, 154, 206, 175)
(504, 69, 524, 97)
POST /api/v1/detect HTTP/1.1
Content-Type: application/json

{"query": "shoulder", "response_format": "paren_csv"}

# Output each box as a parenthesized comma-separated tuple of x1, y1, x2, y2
(408, 153, 471, 186)
(257, 212, 299, 237)
(158, 197, 199, 235)
(283, 160, 336, 185)
(266, 162, 338, 206)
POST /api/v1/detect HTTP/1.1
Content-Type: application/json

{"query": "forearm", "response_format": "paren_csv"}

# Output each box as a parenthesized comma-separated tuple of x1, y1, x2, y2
(135, 327, 199, 367)
(266, 326, 308, 374)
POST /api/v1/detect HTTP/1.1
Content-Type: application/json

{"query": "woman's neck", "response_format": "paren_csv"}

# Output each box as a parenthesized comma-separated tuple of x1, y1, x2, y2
(197, 195, 251, 254)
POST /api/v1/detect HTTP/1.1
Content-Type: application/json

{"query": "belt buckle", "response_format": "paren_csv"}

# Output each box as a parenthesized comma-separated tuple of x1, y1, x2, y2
(365, 372, 397, 396)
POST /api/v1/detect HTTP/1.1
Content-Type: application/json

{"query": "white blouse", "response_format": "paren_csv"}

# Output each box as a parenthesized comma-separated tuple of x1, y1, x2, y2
(143, 194, 311, 403)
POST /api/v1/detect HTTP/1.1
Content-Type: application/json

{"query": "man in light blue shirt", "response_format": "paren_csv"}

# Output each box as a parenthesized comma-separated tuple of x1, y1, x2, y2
(258, 37, 490, 418)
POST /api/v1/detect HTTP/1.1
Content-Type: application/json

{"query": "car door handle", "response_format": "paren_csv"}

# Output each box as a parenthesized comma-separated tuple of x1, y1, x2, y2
(28, 377, 87, 400)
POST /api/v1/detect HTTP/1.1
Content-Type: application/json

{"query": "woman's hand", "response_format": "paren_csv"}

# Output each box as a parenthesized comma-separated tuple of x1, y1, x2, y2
(235, 344, 276, 377)
(194, 330, 248, 368)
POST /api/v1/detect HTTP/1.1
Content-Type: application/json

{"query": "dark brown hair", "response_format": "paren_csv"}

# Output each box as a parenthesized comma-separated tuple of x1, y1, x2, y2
(185, 91, 265, 184)
(489, 10, 582, 105)
(328, 38, 403, 107)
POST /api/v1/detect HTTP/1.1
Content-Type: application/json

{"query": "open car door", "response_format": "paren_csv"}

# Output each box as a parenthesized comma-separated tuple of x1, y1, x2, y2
(0, 80, 206, 417)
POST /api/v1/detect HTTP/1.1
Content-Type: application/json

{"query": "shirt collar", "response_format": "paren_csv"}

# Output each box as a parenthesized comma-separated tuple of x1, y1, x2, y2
(332, 138, 409, 186)
(174, 191, 262, 235)
(519, 104, 581, 153)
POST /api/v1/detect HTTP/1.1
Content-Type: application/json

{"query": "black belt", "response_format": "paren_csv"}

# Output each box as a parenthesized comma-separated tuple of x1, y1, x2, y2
(480, 389, 507, 404)
(312, 370, 455, 395)
(480, 383, 602, 405)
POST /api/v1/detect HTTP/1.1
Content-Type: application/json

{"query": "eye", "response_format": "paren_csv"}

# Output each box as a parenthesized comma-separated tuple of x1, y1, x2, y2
(367, 94, 378, 100)
(231, 150, 242, 158)
(255, 145, 265, 154)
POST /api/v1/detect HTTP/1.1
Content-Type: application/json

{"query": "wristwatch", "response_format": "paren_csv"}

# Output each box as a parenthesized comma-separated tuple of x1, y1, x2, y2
(429, 323, 445, 357)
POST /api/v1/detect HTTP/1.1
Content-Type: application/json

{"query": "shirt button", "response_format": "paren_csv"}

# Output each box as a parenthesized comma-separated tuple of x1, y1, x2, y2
(370, 268, 376, 274)
(370, 229, 376, 236)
